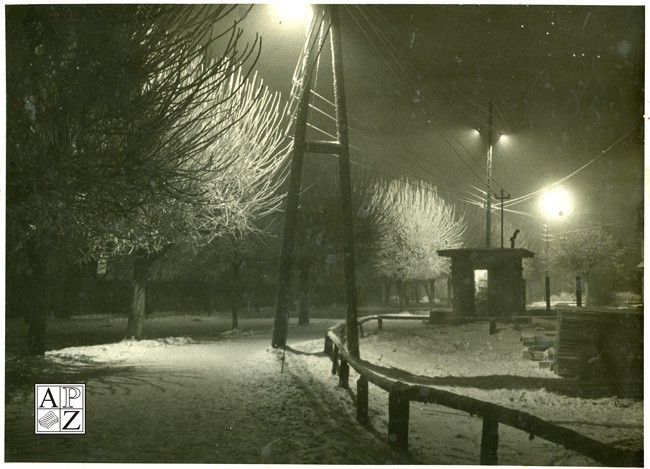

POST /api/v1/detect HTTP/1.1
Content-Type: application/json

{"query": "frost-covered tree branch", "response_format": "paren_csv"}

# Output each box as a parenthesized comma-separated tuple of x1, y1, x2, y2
(7, 5, 261, 246)
(89, 69, 291, 260)
(370, 180, 466, 282)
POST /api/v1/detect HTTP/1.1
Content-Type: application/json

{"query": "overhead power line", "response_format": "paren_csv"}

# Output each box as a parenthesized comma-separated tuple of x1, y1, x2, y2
(504, 125, 640, 208)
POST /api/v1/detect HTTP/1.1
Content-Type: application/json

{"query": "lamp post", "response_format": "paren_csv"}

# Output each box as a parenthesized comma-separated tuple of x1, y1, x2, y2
(540, 189, 571, 312)
(543, 222, 552, 312)
(486, 101, 493, 248)
(481, 101, 509, 248)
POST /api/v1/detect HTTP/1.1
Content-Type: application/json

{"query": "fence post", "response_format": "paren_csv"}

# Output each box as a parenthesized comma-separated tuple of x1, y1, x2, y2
(388, 381, 410, 452)
(480, 412, 499, 465)
(378, 317, 383, 332)
(331, 345, 339, 375)
(339, 359, 349, 388)
(359, 323, 365, 338)
(357, 377, 368, 423)
(489, 319, 497, 335)
(324, 334, 333, 356)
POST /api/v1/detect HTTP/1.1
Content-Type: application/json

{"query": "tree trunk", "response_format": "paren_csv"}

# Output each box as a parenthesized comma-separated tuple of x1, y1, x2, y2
(251, 269, 262, 314)
(395, 280, 402, 308)
(209, 287, 216, 314)
(396, 279, 406, 308)
(381, 280, 390, 305)
(26, 245, 51, 356)
(446, 277, 452, 307)
(298, 263, 310, 325)
(144, 282, 153, 316)
(230, 260, 243, 330)
(412, 282, 420, 304)
(231, 303, 239, 330)
(404, 282, 410, 307)
(429, 279, 436, 305)
(127, 250, 149, 340)
(78, 260, 97, 316)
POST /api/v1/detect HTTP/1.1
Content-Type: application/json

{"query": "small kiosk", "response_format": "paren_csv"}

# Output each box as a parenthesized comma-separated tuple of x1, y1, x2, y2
(437, 248, 534, 317)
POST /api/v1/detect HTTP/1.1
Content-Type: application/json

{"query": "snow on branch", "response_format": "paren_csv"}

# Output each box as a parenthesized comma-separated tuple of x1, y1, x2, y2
(370, 179, 466, 281)
(89, 65, 291, 259)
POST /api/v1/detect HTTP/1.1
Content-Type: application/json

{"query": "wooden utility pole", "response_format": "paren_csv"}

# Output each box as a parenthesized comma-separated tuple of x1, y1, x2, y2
(271, 14, 319, 349)
(494, 189, 511, 249)
(544, 223, 551, 313)
(272, 6, 360, 359)
(485, 100, 493, 248)
(330, 5, 360, 358)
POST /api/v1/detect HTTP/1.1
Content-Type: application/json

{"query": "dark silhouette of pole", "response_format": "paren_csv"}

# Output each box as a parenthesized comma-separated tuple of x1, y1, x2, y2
(544, 223, 551, 313)
(486, 101, 493, 248)
(271, 17, 320, 348)
(330, 5, 360, 358)
(494, 189, 511, 249)
(272, 6, 361, 358)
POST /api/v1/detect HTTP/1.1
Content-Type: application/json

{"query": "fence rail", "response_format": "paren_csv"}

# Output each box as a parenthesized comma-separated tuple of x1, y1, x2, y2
(324, 314, 643, 466)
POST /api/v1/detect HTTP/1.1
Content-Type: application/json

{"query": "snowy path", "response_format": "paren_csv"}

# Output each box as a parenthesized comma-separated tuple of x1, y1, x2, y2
(5, 322, 412, 464)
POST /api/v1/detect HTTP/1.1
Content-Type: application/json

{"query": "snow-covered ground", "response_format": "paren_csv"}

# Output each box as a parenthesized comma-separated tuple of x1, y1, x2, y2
(5, 318, 413, 464)
(371, 319, 642, 448)
(292, 318, 643, 465)
(4, 314, 643, 465)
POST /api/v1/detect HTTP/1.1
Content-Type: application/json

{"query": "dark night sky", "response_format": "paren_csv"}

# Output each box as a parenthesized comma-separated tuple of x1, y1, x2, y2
(240, 3, 644, 248)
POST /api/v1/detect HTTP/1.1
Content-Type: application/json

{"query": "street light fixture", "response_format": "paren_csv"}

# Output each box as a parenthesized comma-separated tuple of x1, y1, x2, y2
(273, 1, 313, 24)
(540, 188, 571, 219)
(476, 101, 508, 248)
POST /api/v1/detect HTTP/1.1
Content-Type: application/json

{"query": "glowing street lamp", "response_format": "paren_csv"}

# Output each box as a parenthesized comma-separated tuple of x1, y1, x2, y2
(273, 1, 313, 24)
(539, 188, 571, 312)
(540, 188, 571, 220)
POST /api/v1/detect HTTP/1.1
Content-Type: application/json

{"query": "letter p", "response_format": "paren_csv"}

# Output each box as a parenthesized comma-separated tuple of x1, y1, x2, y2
(62, 387, 81, 408)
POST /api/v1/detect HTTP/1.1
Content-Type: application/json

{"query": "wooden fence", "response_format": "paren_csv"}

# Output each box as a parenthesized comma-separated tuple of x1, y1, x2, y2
(324, 314, 643, 466)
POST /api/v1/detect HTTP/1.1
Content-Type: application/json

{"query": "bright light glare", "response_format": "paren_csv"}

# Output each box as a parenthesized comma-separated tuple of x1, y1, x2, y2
(273, 1, 312, 23)
(540, 189, 571, 219)
(499, 134, 509, 142)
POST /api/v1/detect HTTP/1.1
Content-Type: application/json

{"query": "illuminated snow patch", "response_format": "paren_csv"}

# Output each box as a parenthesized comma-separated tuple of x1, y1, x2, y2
(46, 337, 196, 364)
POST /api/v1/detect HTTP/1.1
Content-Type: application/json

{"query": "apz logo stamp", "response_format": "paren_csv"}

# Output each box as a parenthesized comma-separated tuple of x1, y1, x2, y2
(35, 384, 85, 434)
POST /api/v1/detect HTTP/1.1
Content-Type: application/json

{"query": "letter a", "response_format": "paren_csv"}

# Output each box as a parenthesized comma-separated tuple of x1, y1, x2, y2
(39, 388, 58, 408)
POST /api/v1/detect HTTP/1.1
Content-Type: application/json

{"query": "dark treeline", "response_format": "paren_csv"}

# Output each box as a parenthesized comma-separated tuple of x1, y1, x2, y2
(5, 263, 385, 320)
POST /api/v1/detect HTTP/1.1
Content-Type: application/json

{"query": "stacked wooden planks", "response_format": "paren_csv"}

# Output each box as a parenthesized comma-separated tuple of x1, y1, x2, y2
(555, 307, 643, 382)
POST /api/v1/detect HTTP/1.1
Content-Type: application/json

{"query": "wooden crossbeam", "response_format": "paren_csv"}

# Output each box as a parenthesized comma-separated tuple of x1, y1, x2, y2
(306, 139, 341, 155)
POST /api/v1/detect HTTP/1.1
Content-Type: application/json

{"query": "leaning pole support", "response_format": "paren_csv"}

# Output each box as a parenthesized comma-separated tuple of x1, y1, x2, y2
(271, 11, 319, 349)
(329, 5, 360, 358)
(271, 5, 360, 359)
